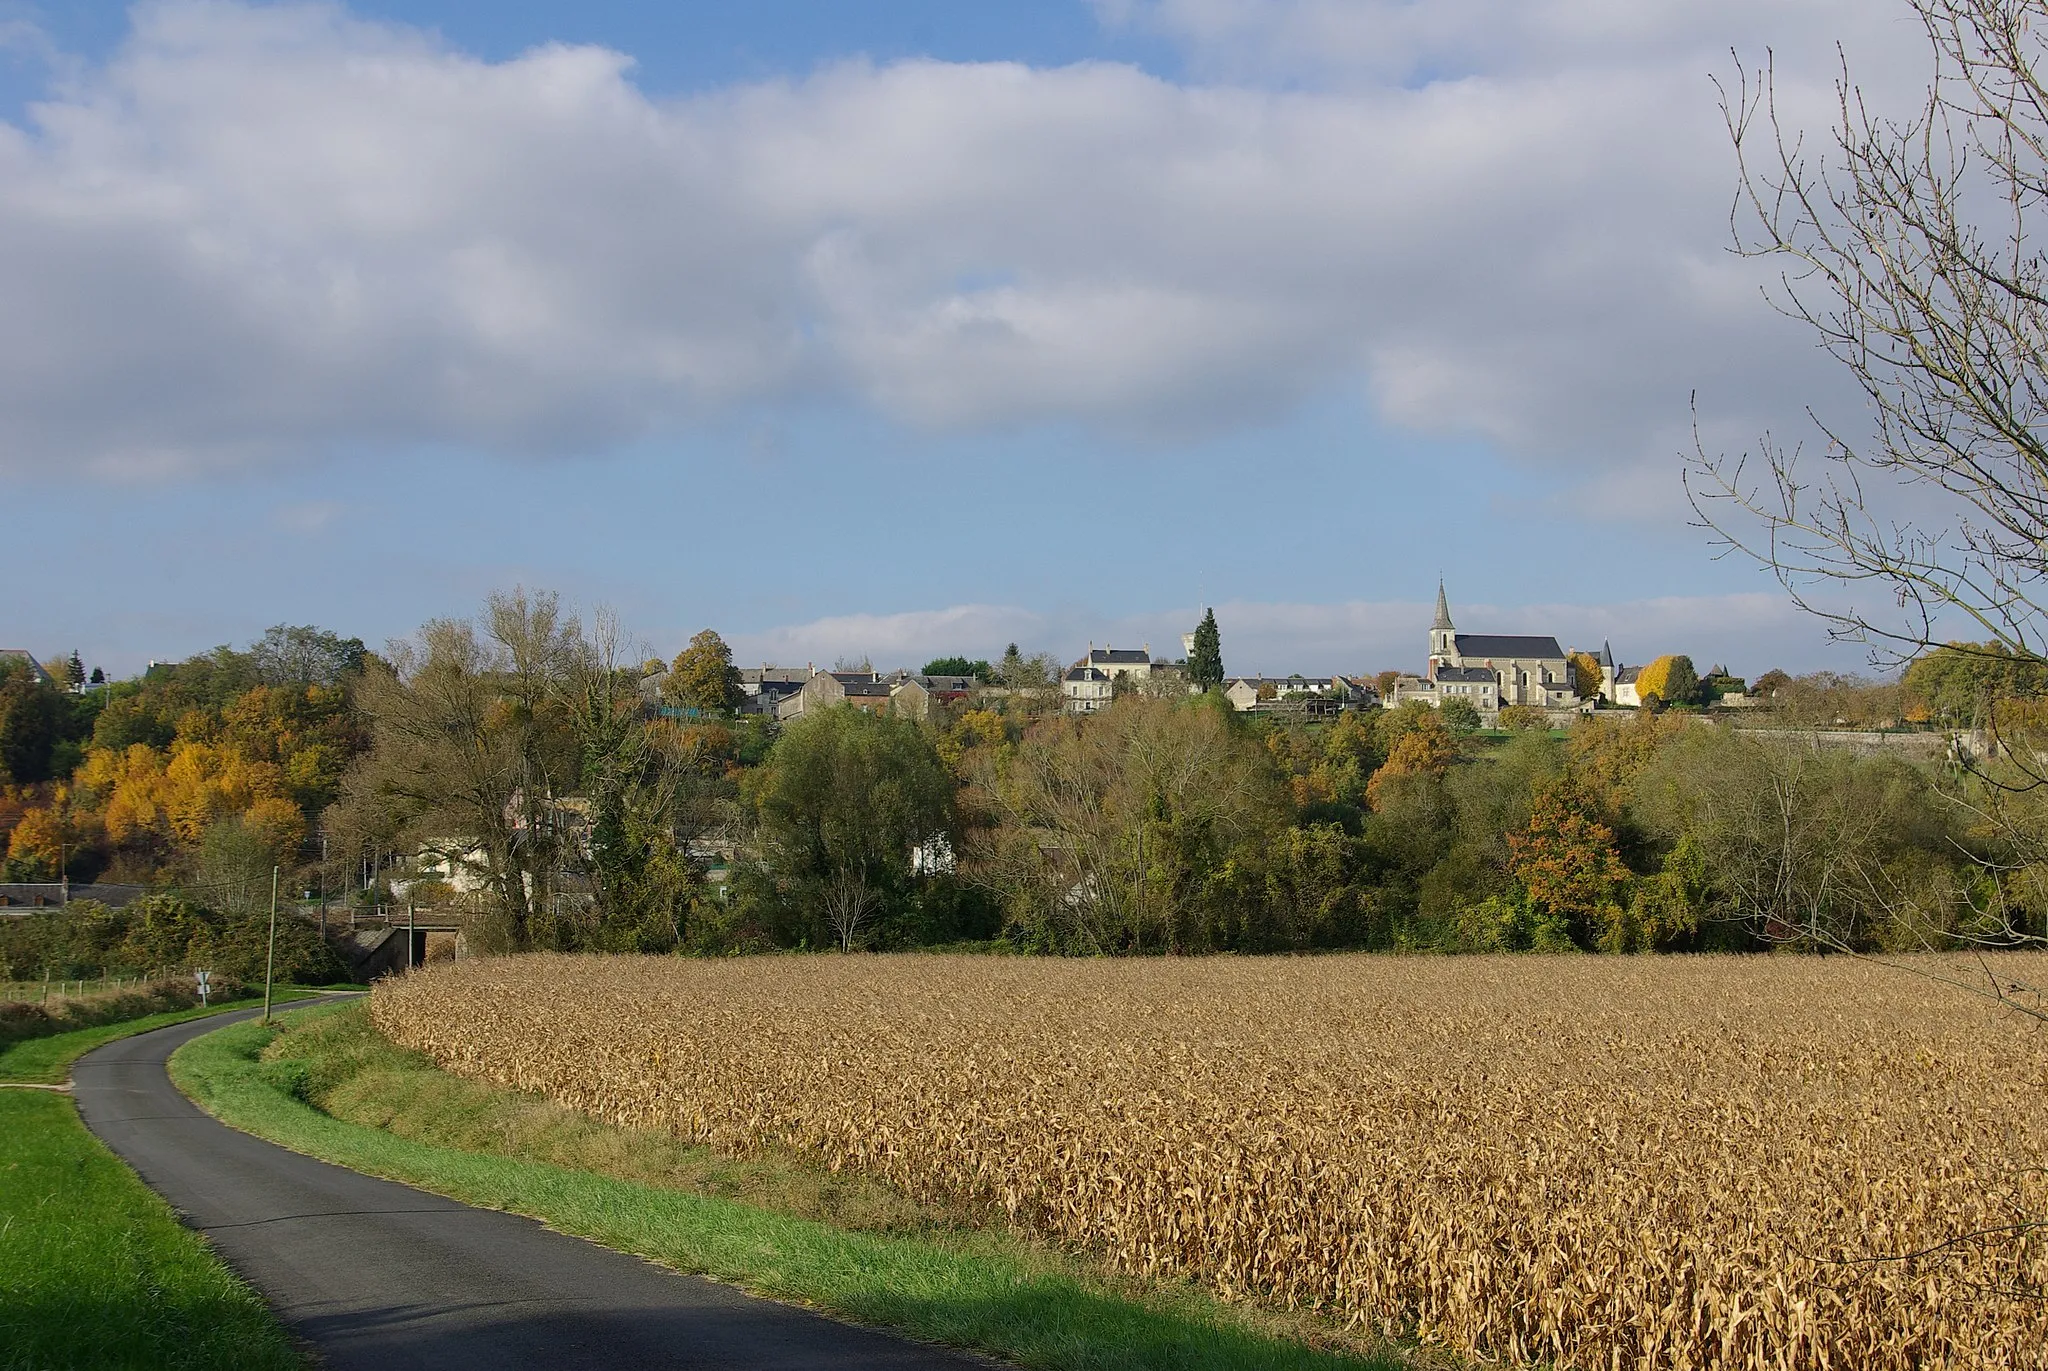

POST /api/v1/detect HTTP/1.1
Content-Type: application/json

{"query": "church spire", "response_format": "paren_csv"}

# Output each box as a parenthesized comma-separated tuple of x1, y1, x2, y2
(1432, 579, 1454, 632)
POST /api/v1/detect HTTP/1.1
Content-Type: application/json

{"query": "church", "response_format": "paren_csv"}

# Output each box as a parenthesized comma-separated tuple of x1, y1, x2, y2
(1384, 583, 1580, 718)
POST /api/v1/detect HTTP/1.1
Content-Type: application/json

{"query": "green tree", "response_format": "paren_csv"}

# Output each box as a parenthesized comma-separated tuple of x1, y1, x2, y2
(970, 696, 1285, 953)
(746, 706, 956, 951)
(1903, 641, 2048, 725)
(1440, 697, 1483, 733)
(1189, 609, 1224, 691)
(922, 657, 994, 681)
(665, 630, 744, 715)
(563, 624, 708, 952)
(0, 665, 63, 784)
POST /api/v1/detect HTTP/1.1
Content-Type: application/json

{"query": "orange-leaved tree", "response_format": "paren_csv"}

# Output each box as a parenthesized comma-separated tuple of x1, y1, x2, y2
(1506, 783, 1627, 950)
(1365, 720, 1454, 811)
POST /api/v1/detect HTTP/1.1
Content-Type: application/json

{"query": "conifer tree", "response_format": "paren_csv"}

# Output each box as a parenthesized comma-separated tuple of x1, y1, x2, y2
(1189, 609, 1224, 691)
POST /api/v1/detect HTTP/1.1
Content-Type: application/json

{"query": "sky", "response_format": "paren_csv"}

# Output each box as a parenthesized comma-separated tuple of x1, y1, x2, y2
(0, 0, 1945, 679)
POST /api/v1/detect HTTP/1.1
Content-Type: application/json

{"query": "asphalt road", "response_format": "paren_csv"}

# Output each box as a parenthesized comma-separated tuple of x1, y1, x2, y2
(72, 1005, 989, 1371)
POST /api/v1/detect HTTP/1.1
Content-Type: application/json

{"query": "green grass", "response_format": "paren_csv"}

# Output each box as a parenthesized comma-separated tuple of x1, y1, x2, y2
(0, 1081, 305, 1371)
(174, 1005, 1409, 1371)
(0, 990, 322, 1085)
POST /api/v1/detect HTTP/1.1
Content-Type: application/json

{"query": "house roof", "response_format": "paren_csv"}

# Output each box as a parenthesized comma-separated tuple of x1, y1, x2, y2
(0, 650, 50, 684)
(841, 680, 892, 697)
(914, 675, 979, 692)
(1088, 647, 1150, 665)
(1435, 666, 1497, 684)
(1064, 666, 1110, 682)
(1228, 675, 1339, 688)
(1615, 666, 1642, 685)
(1454, 634, 1565, 661)
(830, 671, 881, 685)
(740, 667, 811, 684)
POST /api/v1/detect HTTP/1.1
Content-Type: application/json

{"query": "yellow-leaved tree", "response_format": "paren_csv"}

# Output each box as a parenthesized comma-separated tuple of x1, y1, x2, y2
(1633, 655, 1699, 707)
(1569, 651, 1603, 698)
(4, 806, 65, 879)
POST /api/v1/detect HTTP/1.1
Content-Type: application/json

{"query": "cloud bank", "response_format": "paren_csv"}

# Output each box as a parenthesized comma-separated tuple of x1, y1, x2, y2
(0, 0, 1927, 490)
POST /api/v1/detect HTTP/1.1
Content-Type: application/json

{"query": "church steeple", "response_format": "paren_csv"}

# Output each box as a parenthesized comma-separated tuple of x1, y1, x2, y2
(1429, 580, 1456, 670)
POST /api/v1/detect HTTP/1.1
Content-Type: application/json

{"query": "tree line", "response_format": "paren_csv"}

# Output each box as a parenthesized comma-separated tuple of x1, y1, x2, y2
(5, 602, 2041, 965)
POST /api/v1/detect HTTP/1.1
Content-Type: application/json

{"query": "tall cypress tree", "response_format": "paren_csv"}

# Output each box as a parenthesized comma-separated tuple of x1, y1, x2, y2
(1189, 609, 1224, 691)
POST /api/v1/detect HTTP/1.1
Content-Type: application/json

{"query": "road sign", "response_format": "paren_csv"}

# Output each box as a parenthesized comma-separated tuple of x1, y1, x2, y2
(193, 968, 211, 1006)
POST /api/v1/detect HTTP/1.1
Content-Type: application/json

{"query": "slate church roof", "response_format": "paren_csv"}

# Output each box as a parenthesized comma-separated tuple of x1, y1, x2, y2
(1453, 633, 1566, 660)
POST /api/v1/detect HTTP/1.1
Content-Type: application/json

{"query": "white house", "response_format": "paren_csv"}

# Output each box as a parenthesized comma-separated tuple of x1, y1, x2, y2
(1063, 665, 1112, 714)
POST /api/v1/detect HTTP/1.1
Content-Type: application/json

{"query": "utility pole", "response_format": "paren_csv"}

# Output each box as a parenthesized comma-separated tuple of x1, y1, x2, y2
(262, 865, 280, 1026)
(407, 897, 416, 972)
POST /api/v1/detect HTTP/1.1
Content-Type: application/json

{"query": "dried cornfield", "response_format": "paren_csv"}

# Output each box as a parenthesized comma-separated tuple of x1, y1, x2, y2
(372, 954, 2048, 1369)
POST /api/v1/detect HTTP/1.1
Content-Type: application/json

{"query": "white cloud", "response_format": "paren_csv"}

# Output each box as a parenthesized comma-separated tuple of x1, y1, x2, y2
(728, 590, 1865, 679)
(0, 1, 1930, 489)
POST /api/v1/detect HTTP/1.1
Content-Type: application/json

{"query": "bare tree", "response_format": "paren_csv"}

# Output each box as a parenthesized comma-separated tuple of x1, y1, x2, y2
(1689, 0, 2048, 1003)
(332, 590, 585, 950)
(1695, 0, 2048, 666)
(819, 864, 880, 952)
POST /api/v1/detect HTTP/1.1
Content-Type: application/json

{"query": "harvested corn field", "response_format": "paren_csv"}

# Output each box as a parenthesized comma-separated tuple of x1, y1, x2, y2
(372, 954, 2048, 1369)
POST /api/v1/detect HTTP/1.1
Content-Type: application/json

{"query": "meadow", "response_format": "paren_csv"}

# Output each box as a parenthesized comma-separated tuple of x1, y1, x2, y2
(372, 953, 2048, 1370)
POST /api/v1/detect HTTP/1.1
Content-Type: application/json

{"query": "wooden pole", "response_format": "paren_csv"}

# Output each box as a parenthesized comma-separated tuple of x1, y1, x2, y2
(262, 866, 280, 1025)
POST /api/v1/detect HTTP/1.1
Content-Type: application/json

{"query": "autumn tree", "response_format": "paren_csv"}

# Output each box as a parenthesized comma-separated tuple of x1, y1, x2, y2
(1507, 783, 1628, 950)
(1632, 655, 1699, 707)
(1569, 650, 1603, 699)
(1366, 714, 1455, 811)
(2, 807, 66, 881)
(665, 629, 744, 715)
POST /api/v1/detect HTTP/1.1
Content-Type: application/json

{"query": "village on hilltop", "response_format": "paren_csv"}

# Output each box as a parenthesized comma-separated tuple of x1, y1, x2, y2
(642, 583, 1751, 729)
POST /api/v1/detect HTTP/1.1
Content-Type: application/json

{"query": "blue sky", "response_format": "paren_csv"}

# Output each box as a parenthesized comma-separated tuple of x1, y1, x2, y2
(1, 1, 1923, 679)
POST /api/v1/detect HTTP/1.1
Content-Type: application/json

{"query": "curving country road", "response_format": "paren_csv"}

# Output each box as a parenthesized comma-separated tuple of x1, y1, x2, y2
(72, 1006, 989, 1371)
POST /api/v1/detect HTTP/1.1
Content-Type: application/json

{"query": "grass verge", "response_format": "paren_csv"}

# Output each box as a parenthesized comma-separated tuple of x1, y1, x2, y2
(0, 990, 322, 1084)
(0, 1072, 305, 1370)
(174, 1004, 1412, 1371)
